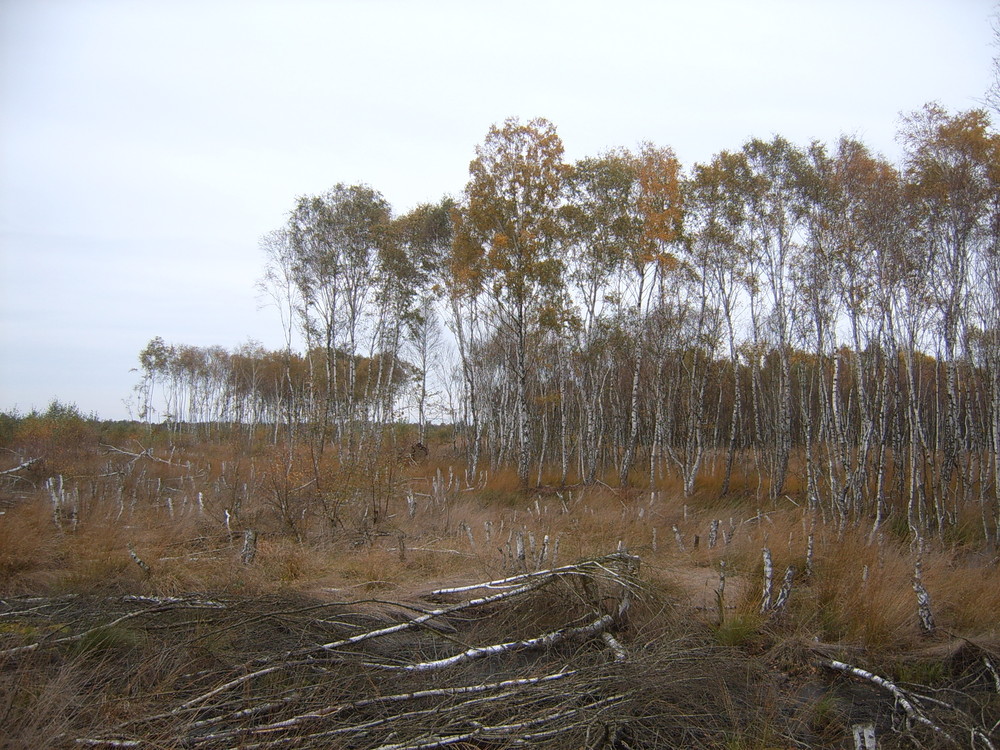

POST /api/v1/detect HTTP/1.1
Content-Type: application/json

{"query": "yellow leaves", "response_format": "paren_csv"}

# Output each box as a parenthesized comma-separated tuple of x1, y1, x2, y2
(655, 252, 680, 273)
(448, 211, 486, 298)
(460, 117, 567, 306)
(631, 144, 685, 273)
(900, 104, 999, 260)
(569, 144, 685, 289)
(536, 302, 565, 332)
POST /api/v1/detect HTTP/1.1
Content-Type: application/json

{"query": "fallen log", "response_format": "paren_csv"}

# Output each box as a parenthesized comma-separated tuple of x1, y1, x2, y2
(0, 456, 41, 475)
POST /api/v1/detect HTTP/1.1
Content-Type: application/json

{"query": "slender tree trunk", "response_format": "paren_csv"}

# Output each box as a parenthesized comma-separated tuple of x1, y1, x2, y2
(516, 312, 531, 488)
(619, 345, 644, 487)
(558, 347, 569, 486)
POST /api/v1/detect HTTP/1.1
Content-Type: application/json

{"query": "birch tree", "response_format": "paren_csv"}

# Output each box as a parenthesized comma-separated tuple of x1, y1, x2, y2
(563, 152, 641, 484)
(395, 200, 454, 445)
(687, 151, 750, 495)
(457, 117, 568, 487)
(258, 228, 301, 449)
(617, 145, 684, 487)
(739, 137, 808, 498)
(137, 336, 170, 429)
(902, 106, 999, 533)
(288, 183, 392, 452)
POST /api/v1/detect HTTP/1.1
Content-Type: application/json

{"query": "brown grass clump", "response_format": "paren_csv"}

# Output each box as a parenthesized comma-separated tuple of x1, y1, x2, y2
(0, 654, 96, 749)
(926, 555, 1000, 636)
(0, 501, 60, 591)
(805, 534, 919, 650)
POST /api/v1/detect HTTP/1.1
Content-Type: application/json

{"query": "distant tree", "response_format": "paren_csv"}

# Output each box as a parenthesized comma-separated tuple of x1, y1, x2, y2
(394, 199, 454, 444)
(563, 151, 639, 483)
(737, 136, 809, 498)
(258, 228, 301, 449)
(687, 150, 750, 495)
(137, 336, 170, 427)
(795, 138, 906, 526)
(618, 144, 684, 487)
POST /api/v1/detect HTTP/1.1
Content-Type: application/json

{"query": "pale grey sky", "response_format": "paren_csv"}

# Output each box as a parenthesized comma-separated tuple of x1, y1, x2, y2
(0, 0, 995, 419)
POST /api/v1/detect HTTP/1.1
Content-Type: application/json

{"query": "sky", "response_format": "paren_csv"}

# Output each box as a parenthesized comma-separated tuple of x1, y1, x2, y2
(0, 0, 996, 420)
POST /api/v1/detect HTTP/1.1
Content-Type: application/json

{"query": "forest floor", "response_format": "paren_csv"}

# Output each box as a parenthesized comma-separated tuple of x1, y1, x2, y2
(1, 436, 999, 748)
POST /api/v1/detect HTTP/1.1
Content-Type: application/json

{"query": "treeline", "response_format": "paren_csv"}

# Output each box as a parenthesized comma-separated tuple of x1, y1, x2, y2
(134, 339, 409, 440)
(139, 104, 1000, 540)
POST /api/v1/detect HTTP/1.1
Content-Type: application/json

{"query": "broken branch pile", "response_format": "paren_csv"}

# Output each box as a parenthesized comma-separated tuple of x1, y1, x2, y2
(9, 551, 772, 749)
(5, 550, 997, 748)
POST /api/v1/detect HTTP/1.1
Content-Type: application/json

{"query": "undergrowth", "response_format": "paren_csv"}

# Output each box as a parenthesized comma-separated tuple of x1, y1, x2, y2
(0, 426, 998, 747)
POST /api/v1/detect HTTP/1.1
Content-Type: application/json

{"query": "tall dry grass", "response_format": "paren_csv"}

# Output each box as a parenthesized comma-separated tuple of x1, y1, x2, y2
(1, 428, 999, 746)
(2, 434, 998, 649)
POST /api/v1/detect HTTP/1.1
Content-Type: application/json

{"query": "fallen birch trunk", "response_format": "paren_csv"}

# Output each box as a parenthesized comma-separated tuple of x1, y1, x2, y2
(174, 552, 638, 713)
(100, 442, 183, 466)
(367, 695, 627, 750)
(369, 613, 615, 672)
(204, 670, 578, 736)
(825, 660, 957, 745)
(0, 457, 41, 476)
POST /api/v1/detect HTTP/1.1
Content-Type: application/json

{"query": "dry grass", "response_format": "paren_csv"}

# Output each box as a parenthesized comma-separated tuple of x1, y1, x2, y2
(3, 446, 997, 644)
(1, 431, 999, 747)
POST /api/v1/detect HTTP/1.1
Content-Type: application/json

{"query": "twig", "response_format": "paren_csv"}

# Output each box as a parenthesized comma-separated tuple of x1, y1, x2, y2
(984, 656, 1000, 693)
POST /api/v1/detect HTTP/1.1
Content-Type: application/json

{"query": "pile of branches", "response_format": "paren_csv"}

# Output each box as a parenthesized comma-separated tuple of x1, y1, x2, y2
(1, 552, 785, 748)
(5, 552, 996, 748)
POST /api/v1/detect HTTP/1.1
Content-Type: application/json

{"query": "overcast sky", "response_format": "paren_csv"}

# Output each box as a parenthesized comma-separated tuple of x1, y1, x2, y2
(0, 0, 996, 420)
